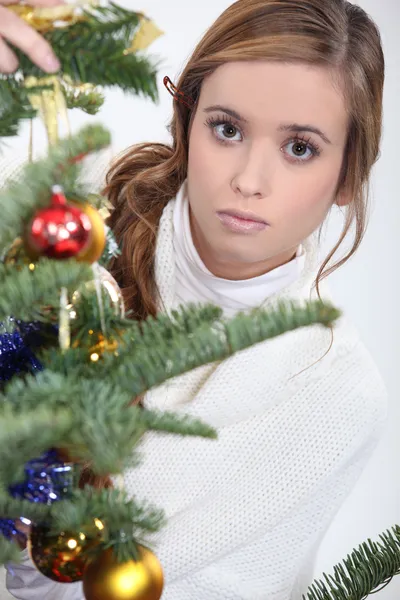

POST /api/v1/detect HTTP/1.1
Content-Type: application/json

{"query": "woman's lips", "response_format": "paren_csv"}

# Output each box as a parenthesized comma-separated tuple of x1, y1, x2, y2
(216, 211, 269, 234)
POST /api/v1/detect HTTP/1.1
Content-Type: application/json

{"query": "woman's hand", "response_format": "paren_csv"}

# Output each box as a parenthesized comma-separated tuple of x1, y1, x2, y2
(0, 0, 63, 74)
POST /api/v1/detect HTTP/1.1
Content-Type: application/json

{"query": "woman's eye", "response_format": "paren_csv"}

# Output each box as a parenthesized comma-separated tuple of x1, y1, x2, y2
(214, 123, 242, 142)
(284, 140, 318, 162)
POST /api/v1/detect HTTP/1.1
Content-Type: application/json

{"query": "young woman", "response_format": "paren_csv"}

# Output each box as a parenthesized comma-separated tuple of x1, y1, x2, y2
(1, 0, 389, 599)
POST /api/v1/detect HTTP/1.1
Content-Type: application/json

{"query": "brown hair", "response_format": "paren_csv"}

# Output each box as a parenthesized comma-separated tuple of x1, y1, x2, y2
(80, 0, 385, 489)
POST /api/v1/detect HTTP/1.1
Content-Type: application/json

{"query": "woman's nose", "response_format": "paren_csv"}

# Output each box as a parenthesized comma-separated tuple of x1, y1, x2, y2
(230, 143, 271, 200)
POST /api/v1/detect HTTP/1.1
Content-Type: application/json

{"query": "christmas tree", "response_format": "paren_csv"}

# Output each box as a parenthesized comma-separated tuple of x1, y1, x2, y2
(0, 2, 397, 599)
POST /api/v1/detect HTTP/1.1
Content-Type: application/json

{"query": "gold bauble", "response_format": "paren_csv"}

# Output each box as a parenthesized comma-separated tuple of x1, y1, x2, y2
(83, 546, 164, 600)
(28, 518, 104, 583)
(71, 201, 107, 265)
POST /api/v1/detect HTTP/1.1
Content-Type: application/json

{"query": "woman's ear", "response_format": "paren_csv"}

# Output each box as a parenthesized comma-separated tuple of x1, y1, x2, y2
(335, 186, 352, 207)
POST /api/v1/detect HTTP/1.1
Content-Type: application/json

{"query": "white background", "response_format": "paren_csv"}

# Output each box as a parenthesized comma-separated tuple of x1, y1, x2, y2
(0, 0, 399, 598)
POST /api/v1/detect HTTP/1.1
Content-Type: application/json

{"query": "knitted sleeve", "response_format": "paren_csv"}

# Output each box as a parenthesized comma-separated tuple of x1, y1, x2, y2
(160, 427, 384, 600)
(123, 340, 388, 598)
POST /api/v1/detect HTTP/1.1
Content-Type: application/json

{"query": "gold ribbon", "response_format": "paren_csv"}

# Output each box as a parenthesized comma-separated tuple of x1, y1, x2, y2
(25, 75, 69, 146)
(124, 15, 164, 54)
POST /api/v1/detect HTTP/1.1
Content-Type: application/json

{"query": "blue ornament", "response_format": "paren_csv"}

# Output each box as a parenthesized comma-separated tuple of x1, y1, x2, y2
(0, 450, 74, 540)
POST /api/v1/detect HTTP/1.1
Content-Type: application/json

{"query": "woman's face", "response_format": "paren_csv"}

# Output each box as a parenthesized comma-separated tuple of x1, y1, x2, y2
(186, 61, 350, 279)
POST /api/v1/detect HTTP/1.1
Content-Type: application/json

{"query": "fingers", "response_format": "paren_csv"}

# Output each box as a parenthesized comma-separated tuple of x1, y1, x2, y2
(0, 6, 60, 73)
(0, 35, 18, 73)
(26, 0, 66, 5)
(0, 0, 64, 5)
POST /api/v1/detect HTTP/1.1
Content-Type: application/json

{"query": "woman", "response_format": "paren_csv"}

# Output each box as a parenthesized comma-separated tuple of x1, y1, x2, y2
(1, 0, 389, 598)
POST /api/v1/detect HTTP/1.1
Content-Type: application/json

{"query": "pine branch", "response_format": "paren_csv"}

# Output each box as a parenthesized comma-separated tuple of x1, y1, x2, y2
(82, 2, 142, 42)
(0, 493, 53, 523)
(61, 82, 105, 115)
(9, 4, 159, 99)
(34, 300, 340, 398)
(141, 409, 218, 439)
(51, 486, 165, 538)
(50, 486, 166, 563)
(304, 526, 400, 599)
(0, 405, 73, 488)
(1, 371, 217, 476)
(0, 123, 111, 248)
(101, 300, 341, 398)
(0, 260, 93, 323)
(0, 78, 36, 138)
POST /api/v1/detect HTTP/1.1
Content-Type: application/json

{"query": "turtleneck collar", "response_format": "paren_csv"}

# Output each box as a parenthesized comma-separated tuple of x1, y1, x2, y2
(171, 181, 307, 318)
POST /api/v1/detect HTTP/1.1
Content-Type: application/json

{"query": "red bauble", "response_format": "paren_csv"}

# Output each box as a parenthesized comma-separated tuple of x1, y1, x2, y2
(25, 187, 92, 260)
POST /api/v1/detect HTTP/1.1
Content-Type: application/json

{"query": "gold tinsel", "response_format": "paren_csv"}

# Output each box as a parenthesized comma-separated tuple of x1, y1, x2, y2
(8, 1, 97, 32)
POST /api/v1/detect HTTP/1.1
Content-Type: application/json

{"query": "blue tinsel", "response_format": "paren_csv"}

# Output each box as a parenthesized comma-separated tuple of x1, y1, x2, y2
(0, 319, 44, 383)
(0, 320, 69, 540)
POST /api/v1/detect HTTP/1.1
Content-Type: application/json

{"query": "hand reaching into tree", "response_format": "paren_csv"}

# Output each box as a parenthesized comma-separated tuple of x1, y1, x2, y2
(0, 0, 63, 74)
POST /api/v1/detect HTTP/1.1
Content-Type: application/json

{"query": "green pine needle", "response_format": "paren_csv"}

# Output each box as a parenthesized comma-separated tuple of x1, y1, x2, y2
(0, 260, 93, 323)
(303, 526, 400, 599)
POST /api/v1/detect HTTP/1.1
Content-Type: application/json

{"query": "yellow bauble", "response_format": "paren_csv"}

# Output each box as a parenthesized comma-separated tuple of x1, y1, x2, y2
(28, 519, 104, 583)
(71, 201, 107, 264)
(83, 546, 164, 600)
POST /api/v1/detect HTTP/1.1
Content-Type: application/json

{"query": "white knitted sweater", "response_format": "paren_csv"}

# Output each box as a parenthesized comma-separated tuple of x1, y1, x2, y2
(6, 199, 389, 600)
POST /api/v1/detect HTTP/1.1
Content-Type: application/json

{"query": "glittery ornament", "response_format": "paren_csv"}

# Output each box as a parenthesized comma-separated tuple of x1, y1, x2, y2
(69, 265, 124, 321)
(0, 449, 73, 543)
(24, 186, 92, 260)
(9, 449, 74, 504)
(28, 518, 104, 583)
(83, 546, 164, 600)
(88, 332, 120, 362)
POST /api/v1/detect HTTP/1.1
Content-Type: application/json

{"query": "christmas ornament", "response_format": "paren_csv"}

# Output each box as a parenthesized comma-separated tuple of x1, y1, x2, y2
(69, 265, 124, 321)
(88, 332, 120, 362)
(69, 200, 106, 265)
(10, 449, 74, 504)
(24, 186, 92, 260)
(83, 546, 164, 600)
(29, 517, 104, 583)
(0, 449, 73, 543)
